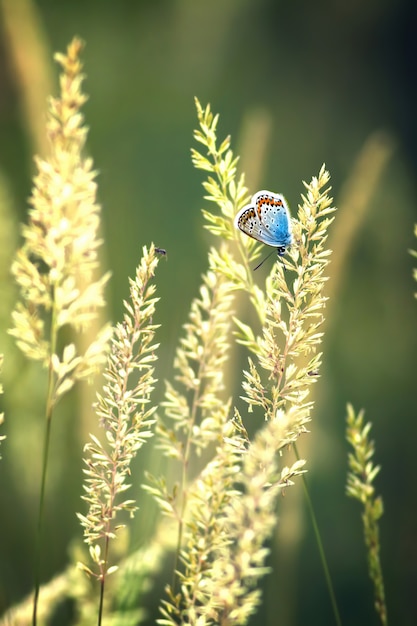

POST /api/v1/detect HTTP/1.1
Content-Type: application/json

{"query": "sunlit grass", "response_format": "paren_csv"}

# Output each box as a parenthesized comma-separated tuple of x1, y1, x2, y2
(0, 37, 398, 626)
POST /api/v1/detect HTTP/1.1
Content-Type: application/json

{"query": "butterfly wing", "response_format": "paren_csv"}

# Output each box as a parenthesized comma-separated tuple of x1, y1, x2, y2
(235, 190, 292, 249)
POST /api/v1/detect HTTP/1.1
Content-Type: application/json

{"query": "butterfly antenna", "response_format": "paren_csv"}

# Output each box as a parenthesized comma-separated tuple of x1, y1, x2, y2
(253, 250, 274, 271)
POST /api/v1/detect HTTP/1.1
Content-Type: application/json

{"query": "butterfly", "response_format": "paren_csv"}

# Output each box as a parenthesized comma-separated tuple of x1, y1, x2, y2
(234, 190, 292, 268)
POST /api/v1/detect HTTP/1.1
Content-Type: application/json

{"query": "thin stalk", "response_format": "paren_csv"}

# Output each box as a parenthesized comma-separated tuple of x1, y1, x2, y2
(97, 533, 110, 626)
(98, 579, 105, 626)
(32, 300, 58, 626)
(294, 442, 343, 626)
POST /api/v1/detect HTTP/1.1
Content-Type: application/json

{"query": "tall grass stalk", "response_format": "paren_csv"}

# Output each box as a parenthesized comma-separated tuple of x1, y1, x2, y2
(77, 244, 160, 625)
(194, 98, 338, 609)
(8, 38, 111, 625)
(346, 404, 388, 626)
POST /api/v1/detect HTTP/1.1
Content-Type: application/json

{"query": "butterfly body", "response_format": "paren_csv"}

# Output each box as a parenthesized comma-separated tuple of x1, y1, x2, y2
(234, 190, 292, 256)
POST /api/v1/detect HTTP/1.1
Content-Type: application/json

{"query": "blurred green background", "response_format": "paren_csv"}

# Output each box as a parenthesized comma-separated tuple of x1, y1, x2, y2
(0, 0, 416, 625)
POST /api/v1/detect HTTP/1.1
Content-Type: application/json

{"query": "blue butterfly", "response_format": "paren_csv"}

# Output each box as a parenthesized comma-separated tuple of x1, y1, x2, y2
(235, 190, 292, 259)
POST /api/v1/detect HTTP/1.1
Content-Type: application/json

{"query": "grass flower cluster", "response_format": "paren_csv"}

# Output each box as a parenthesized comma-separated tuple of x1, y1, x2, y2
(346, 404, 388, 626)
(192, 100, 335, 430)
(9, 38, 111, 384)
(77, 244, 160, 623)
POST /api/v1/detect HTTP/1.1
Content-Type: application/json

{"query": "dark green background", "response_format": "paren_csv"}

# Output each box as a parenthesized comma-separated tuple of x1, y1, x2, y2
(0, 1, 416, 625)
